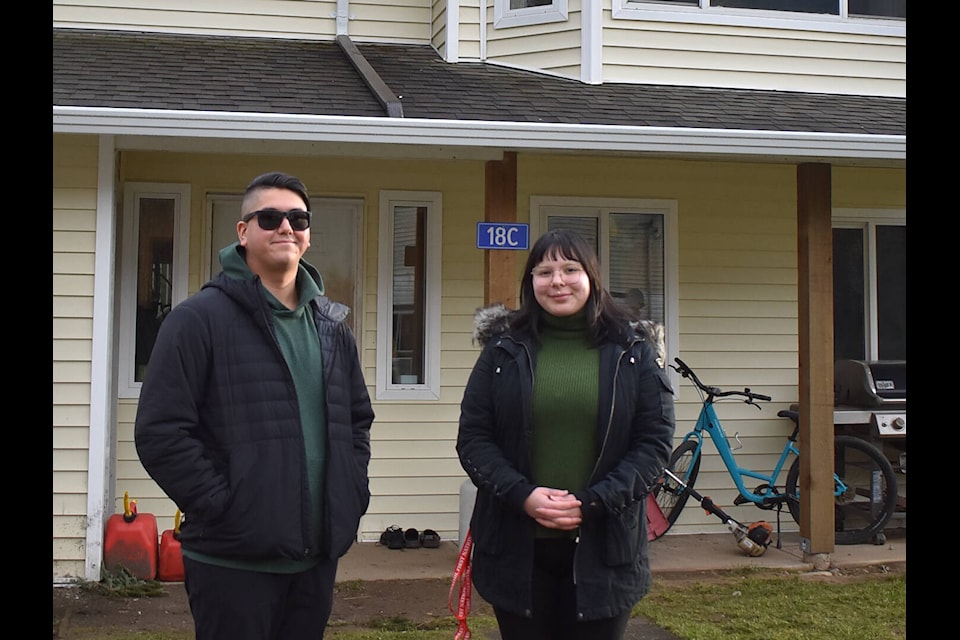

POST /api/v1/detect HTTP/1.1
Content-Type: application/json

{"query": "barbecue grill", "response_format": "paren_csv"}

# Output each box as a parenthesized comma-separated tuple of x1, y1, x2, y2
(834, 359, 906, 440)
(833, 359, 906, 526)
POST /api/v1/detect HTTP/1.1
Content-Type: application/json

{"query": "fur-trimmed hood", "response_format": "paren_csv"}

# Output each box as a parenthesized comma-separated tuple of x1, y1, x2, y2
(470, 304, 666, 368)
(471, 304, 515, 347)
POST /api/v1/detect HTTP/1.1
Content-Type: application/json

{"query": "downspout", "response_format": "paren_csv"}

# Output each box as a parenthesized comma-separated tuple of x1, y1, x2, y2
(446, 0, 460, 63)
(581, 0, 602, 84)
(480, 0, 487, 60)
(336, 34, 404, 118)
(336, 0, 350, 36)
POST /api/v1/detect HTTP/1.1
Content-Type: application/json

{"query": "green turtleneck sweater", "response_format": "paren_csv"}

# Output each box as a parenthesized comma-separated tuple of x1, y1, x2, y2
(530, 310, 599, 538)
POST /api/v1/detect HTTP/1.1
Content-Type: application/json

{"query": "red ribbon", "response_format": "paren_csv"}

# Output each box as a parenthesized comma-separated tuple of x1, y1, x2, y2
(448, 529, 474, 640)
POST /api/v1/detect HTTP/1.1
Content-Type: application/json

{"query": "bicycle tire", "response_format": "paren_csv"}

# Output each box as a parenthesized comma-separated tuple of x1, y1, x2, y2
(785, 435, 898, 545)
(650, 440, 701, 541)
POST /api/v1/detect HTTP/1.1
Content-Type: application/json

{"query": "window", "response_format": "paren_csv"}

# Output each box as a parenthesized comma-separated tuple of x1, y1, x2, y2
(118, 183, 190, 397)
(833, 210, 905, 361)
(531, 197, 679, 389)
(495, 0, 569, 28)
(623, 0, 903, 16)
(205, 195, 363, 334)
(376, 192, 442, 400)
(613, 0, 905, 31)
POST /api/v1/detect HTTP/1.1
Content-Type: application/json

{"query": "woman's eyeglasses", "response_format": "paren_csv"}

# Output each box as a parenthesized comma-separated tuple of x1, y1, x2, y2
(531, 264, 584, 282)
(242, 209, 312, 231)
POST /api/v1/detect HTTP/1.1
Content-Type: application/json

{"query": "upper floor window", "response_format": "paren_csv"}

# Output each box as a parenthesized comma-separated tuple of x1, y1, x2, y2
(376, 191, 442, 400)
(118, 183, 190, 398)
(614, 0, 905, 34)
(495, 0, 569, 28)
(833, 210, 905, 361)
(627, 0, 903, 17)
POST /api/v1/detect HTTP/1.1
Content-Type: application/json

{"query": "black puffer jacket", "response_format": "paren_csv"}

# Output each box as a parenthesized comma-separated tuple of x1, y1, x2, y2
(135, 265, 374, 562)
(457, 305, 675, 621)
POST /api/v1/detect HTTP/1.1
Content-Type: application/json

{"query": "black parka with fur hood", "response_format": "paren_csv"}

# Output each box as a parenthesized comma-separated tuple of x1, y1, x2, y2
(457, 304, 675, 621)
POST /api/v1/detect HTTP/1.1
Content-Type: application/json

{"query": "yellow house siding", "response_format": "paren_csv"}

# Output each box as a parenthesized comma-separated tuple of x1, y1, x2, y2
(54, 0, 438, 43)
(455, 0, 483, 61)
(53, 133, 100, 580)
(346, 1, 432, 43)
(601, 20, 905, 97)
(431, 0, 447, 53)
(54, 141, 905, 566)
(486, 9, 582, 78)
(833, 167, 907, 208)
(54, 0, 339, 39)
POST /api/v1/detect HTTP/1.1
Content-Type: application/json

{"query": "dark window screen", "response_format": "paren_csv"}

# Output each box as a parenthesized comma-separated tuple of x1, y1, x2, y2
(876, 225, 906, 359)
(713, 0, 838, 14)
(833, 228, 866, 360)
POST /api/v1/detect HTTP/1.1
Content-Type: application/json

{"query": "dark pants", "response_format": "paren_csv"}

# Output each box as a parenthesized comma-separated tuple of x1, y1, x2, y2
(183, 555, 339, 640)
(493, 538, 632, 640)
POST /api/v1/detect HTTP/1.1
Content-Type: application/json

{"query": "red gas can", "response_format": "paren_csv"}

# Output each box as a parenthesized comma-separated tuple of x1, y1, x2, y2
(104, 492, 158, 580)
(158, 510, 185, 582)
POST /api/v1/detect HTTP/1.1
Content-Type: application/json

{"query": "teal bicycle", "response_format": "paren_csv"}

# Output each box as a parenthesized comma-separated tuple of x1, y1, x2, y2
(650, 358, 898, 545)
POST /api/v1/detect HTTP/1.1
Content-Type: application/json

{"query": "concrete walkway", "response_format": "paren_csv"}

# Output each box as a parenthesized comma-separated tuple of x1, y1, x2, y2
(336, 527, 906, 582)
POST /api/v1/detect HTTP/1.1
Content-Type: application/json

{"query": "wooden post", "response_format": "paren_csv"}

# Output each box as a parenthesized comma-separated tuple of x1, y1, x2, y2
(484, 152, 518, 308)
(796, 162, 835, 562)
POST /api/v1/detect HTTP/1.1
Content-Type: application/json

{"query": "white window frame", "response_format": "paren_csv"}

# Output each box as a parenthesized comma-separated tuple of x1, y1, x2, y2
(376, 191, 442, 401)
(495, 0, 569, 29)
(530, 196, 680, 392)
(832, 207, 905, 361)
(612, 0, 905, 36)
(117, 182, 191, 398)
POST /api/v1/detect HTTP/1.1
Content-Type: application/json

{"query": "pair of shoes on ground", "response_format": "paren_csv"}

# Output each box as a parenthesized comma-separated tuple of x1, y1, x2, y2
(379, 525, 441, 549)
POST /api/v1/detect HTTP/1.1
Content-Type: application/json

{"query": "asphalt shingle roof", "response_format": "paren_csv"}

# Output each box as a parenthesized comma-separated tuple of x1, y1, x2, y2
(53, 29, 905, 136)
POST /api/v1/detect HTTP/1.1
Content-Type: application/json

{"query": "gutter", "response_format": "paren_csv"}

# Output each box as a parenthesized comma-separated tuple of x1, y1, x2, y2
(52, 106, 905, 165)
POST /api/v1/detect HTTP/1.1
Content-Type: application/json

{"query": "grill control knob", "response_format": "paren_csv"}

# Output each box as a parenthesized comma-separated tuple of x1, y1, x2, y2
(892, 416, 905, 430)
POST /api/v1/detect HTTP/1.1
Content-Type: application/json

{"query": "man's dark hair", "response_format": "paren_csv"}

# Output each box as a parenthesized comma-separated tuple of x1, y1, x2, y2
(242, 171, 311, 212)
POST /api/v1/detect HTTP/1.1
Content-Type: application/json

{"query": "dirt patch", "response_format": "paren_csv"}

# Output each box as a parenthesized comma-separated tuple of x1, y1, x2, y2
(53, 577, 492, 639)
(52, 564, 904, 639)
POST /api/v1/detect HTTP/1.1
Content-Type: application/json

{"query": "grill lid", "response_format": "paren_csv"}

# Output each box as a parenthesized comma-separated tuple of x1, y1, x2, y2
(834, 359, 906, 407)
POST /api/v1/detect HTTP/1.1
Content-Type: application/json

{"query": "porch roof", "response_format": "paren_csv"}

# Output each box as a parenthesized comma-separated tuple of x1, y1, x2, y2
(52, 29, 905, 165)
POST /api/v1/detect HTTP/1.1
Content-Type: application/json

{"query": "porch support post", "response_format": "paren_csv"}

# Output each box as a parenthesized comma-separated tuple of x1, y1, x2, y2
(85, 135, 119, 581)
(796, 162, 835, 563)
(484, 152, 518, 308)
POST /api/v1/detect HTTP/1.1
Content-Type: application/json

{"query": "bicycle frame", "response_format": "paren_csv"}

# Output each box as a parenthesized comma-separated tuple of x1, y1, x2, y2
(678, 401, 798, 507)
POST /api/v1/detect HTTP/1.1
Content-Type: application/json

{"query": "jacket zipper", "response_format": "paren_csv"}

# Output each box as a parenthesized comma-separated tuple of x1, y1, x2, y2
(574, 337, 642, 593)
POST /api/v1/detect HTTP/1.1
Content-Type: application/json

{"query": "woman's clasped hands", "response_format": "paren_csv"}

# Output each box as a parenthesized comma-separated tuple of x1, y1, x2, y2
(524, 487, 582, 530)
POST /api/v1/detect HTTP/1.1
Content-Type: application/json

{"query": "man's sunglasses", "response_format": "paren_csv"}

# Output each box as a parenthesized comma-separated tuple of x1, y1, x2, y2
(242, 208, 312, 231)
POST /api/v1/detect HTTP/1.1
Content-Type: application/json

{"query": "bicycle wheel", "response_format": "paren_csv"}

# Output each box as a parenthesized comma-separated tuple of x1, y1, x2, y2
(650, 440, 701, 541)
(786, 435, 898, 545)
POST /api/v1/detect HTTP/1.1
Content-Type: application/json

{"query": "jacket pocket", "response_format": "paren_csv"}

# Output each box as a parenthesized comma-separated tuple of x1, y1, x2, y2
(601, 499, 642, 566)
(469, 492, 504, 556)
(655, 367, 676, 426)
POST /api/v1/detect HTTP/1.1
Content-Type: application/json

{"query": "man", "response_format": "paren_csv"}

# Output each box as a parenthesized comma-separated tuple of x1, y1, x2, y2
(135, 171, 374, 640)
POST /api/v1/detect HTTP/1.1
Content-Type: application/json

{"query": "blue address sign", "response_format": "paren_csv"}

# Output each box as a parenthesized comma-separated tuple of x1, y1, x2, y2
(477, 222, 529, 250)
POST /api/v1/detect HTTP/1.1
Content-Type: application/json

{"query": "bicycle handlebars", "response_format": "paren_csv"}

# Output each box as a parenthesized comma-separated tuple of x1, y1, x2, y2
(670, 357, 772, 404)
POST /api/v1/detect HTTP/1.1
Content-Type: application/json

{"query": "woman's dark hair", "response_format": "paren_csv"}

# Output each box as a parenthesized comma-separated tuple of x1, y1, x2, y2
(512, 228, 634, 345)
(242, 171, 311, 212)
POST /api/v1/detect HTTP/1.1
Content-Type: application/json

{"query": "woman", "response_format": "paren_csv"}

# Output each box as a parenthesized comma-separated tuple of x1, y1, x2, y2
(457, 229, 676, 640)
